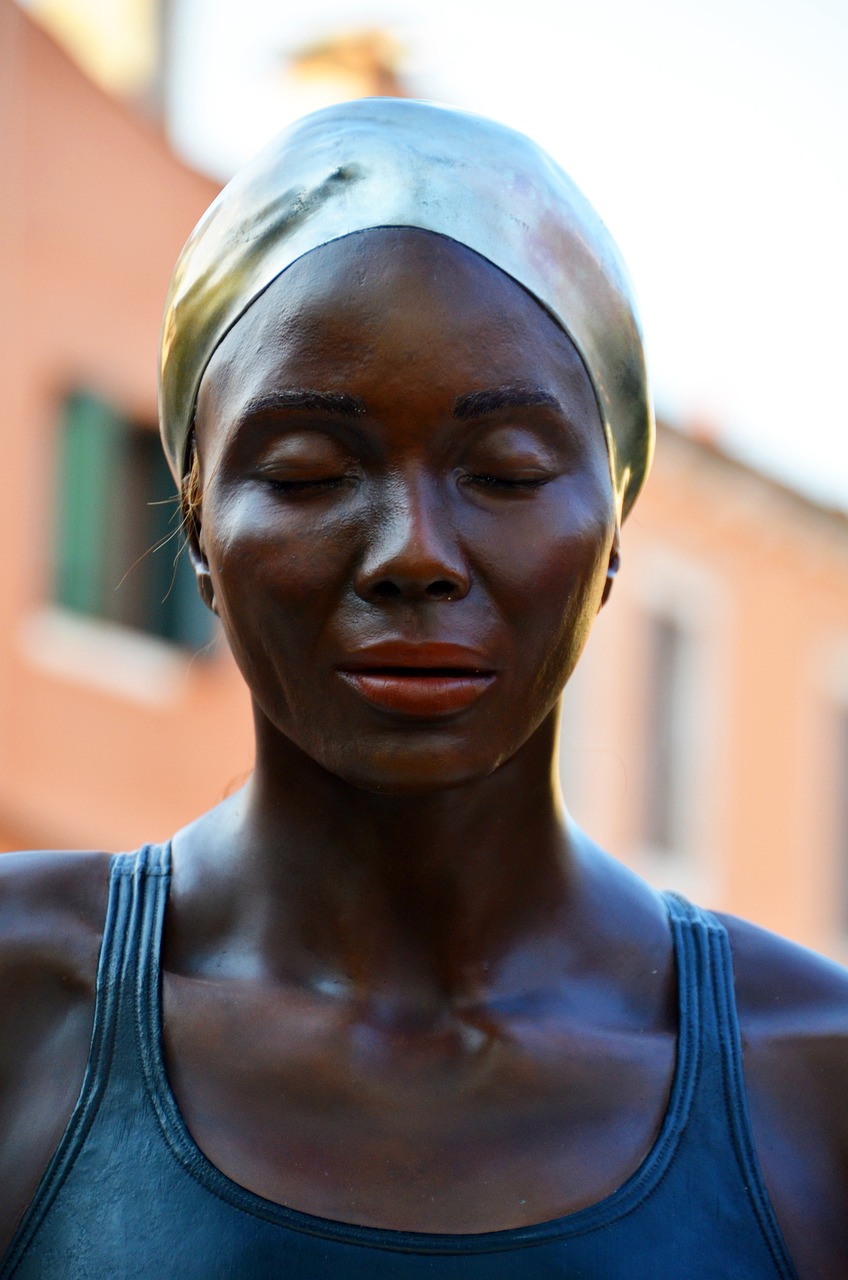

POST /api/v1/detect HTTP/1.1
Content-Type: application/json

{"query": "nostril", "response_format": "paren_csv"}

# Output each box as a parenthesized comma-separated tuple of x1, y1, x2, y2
(367, 577, 461, 601)
(373, 580, 403, 599)
(426, 580, 459, 600)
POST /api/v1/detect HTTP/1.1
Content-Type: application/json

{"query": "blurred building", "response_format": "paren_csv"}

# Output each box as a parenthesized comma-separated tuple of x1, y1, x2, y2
(2, 0, 847, 960)
(0, 0, 253, 851)
(280, 29, 409, 111)
(562, 427, 848, 962)
(14, 0, 160, 102)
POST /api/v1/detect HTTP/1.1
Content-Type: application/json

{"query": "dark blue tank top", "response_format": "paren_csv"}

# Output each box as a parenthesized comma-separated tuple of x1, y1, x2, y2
(1, 845, 799, 1278)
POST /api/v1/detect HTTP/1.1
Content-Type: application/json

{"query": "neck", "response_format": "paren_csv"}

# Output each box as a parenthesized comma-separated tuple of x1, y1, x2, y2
(175, 709, 579, 1014)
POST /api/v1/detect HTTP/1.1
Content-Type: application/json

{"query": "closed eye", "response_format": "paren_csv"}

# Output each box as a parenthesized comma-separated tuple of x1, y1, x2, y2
(264, 476, 354, 495)
(464, 474, 552, 491)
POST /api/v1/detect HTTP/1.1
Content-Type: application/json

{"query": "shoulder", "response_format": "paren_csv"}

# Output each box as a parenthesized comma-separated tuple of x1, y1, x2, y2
(0, 849, 112, 998)
(716, 909, 848, 1040)
(0, 851, 112, 1246)
(716, 911, 848, 1269)
(717, 910, 848, 1115)
(0, 848, 112, 934)
(0, 848, 112, 1058)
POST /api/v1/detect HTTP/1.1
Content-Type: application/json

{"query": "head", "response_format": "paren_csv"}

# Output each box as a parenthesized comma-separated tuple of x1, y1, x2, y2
(161, 101, 652, 795)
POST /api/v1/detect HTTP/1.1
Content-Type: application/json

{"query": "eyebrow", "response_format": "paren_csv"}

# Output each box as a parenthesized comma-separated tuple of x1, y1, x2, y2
(452, 384, 563, 421)
(232, 384, 563, 433)
(237, 389, 367, 421)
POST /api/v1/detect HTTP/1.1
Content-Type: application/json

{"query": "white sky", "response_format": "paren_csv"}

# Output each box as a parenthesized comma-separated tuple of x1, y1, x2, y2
(168, 0, 848, 510)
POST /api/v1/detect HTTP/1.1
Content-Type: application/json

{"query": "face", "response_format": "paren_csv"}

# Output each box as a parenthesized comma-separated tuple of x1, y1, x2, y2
(192, 228, 619, 794)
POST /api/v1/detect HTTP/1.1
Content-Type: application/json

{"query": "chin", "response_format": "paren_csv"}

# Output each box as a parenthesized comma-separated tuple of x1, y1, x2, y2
(324, 745, 505, 797)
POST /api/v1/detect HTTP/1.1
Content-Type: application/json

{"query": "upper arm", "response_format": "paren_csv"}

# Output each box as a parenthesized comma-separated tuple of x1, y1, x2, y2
(0, 850, 110, 1250)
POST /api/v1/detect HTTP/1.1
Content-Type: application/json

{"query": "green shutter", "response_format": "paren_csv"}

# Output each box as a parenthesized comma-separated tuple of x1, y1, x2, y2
(53, 391, 123, 617)
(52, 391, 214, 650)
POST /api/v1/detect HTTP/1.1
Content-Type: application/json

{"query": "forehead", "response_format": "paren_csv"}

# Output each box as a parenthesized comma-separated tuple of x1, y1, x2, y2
(195, 228, 602, 440)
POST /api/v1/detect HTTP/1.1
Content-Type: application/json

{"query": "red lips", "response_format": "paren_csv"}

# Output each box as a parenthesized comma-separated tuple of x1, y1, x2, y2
(336, 642, 496, 717)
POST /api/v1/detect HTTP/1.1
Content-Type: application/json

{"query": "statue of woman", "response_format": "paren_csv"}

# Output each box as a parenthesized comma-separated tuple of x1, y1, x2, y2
(0, 99, 845, 1278)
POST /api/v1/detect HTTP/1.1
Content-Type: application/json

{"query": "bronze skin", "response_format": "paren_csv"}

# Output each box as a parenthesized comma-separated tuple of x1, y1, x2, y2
(0, 229, 847, 1276)
(190, 227, 619, 797)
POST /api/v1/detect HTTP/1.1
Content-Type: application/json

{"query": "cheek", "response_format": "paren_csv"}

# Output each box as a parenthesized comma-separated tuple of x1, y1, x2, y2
(202, 490, 355, 674)
(487, 503, 611, 700)
(212, 485, 352, 577)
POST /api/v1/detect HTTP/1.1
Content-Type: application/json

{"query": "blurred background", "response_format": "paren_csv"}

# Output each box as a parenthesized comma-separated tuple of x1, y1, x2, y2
(1, 0, 846, 957)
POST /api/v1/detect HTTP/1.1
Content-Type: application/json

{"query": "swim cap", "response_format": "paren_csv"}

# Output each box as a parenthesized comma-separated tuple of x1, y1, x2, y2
(159, 97, 653, 517)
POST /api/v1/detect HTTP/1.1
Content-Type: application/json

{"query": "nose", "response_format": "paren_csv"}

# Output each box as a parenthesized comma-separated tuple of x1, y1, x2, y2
(354, 473, 470, 604)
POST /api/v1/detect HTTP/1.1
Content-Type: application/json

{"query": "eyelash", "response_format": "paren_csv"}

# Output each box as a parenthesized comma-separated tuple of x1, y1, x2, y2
(465, 474, 550, 491)
(264, 477, 351, 494)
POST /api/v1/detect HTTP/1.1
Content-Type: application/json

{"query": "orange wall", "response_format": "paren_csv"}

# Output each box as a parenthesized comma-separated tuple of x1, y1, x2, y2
(564, 427, 848, 957)
(0, 1, 253, 851)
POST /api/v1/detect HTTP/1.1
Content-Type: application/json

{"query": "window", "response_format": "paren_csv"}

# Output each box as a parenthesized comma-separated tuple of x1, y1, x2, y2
(52, 390, 214, 650)
(837, 707, 848, 935)
(642, 610, 695, 858)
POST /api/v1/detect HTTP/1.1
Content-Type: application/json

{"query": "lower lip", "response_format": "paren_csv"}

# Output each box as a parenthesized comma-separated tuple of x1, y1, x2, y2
(337, 671, 495, 716)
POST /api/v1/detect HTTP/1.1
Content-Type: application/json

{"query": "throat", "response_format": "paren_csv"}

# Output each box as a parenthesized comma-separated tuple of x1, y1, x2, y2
(171, 787, 575, 1012)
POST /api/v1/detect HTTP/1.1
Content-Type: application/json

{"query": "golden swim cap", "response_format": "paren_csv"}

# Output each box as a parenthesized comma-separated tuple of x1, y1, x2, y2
(159, 98, 653, 517)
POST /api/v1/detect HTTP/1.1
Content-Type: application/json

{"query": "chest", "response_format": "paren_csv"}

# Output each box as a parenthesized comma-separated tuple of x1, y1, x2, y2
(161, 972, 676, 1232)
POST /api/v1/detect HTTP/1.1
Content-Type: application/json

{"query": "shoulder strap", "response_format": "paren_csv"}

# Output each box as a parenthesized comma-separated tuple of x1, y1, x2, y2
(108, 843, 172, 1081)
(662, 892, 798, 1280)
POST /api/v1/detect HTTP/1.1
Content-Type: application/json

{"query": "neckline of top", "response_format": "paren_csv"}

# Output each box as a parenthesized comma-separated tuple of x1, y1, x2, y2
(130, 844, 711, 1255)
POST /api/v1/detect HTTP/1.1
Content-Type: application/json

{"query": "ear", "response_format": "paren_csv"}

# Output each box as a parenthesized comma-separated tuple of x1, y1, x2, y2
(600, 523, 621, 609)
(186, 518, 217, 615)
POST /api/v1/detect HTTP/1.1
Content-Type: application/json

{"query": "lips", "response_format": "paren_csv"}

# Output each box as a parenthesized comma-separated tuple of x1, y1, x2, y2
(336, 642, 497, 717)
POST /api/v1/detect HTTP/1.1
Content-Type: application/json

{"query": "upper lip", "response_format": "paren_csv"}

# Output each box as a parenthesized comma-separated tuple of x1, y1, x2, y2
(337, 641, 496, 673)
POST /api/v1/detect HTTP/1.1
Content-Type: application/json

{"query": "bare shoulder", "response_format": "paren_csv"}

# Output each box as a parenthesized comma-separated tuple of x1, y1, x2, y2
(0, 849, 111, 991)
(718, 909, 848, 1029)
(0, 848, 112, 1066)
(718, 910, 848, 1127)
(717, 911, 848, 1275)
(0, 850, 112, 1248)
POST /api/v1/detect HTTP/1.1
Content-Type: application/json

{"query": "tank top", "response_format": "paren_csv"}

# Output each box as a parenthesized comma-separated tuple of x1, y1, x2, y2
(1, 844, 799, 1279)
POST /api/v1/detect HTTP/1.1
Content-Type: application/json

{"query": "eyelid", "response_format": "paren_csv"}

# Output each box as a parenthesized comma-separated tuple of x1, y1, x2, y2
(463, 420, 578, 472)
(255, 436, 354, 461)
(265, 475, 354, 493)
(255, 465, 364, 499)
(461, 417, 575, 457)
(231, 419, 372, 472)
(458, 456, 561, 481)
(255, 458, 357, 477)
(460, 471, 554, 493)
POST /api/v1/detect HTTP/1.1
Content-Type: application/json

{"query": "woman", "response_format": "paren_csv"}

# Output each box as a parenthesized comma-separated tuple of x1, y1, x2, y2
(0, 98, 845, 1278)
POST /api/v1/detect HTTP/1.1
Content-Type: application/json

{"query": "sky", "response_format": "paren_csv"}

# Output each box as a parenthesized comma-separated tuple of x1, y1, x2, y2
(165, 0, 848, 511)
